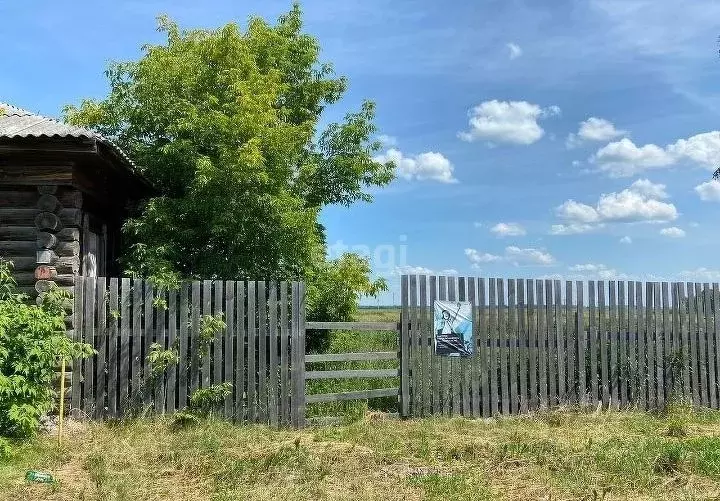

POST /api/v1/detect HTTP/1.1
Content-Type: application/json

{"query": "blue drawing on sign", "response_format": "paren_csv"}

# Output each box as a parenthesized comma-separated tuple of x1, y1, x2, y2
(434, 300, 473, 357)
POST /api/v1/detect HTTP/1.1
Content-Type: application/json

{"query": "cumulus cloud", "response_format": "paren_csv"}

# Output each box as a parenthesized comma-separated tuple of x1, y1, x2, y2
(465, 246, 554, 268)
(376, 134, 397, 147)
(458, 100, 560, 145)
(550, 223, 597, 235)
(567, 263, 628, 280)
(394, 265, 457, 276)
(506, 42, 522, 59)
(591, 131, 720, 177)
(695, 179, 720, 201)
(373, 148, 456, 183)
(678, 268, 720, 281)
(660, 226, 685, 238)
(620, 236, 632, 244)
(490, 222, 526, 237)
(566, 117, 626, 148)
(554, 179, 678, 230)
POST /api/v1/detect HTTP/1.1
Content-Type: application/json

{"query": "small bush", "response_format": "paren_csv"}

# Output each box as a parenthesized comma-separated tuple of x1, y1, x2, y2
(0, 260, 93, 437)
(0, 437, 10, 458)
(189, 382, 233, 417)
(666, 419, 687, 438)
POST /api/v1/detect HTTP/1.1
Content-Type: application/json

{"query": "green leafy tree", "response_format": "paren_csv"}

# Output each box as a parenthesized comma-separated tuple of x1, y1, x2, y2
(64, 5, 394, 286)
(0, 261, 94, 437)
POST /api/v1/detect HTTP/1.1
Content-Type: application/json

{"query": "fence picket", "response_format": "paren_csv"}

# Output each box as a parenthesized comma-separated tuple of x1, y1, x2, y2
(429, 275, 440, 414)
(618, 281, 627, 408)
(107, 278, 119, 417)
(120, 279, 131, 415)
(84, 277, 96, 416)
(655, 283, 665, 410)
(546, 280, 557, 406)
(400, 275, 409, 417)
(421, 275, 431, 417)
(576, 281, 586, 406)
(527, 280, 538, 410)
(713, 284, 720, 408)
(155, 286, 166, 413)
(498, 279, 509, 414)
(469, 277, 481, 417)
(258, 281, 268, 423)
(268, 282, 279, 426)
(247, 281, 257, 422)
(566, 281, 575, 405)
(537, 280, 548, 408)
(698, 283, 709, 407)
(609, 281, 618, 409)
(409, 275, 420, 415)
(598, 281, 608, 409)
(688, 283, 699, 406)
(646, 283, 656, 409)
(447, 276, 461, 416)
(518, 279, 528, 413)
(627, 282, 637, 405)
(489, 278, 499, 415)
(661, 283, 672, 406)
(507, 279, 518, 413)
(588, 281, 598, 407)
(96, 277, 107, 419)
(167, 286, 177, 413)
(438, 276, 450, 415)
(636, 282, 646, 410)
(178, 283, 189, 409)
(278, 282, 288, 425)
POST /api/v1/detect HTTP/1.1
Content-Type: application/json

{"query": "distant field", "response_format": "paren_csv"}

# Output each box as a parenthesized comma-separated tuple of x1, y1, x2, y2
(305, 308, 401, 418)
(3, 408, 720, 500)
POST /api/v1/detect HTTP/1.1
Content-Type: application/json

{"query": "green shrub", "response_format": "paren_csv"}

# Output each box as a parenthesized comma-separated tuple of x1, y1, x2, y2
(0, 260, 93, 437)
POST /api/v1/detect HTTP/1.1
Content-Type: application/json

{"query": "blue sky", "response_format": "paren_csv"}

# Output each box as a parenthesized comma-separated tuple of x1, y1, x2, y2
(3, 0, 720, 304)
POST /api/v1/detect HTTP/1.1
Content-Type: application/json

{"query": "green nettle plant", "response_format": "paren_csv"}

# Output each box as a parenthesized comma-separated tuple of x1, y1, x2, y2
(0, 260, 94, 437)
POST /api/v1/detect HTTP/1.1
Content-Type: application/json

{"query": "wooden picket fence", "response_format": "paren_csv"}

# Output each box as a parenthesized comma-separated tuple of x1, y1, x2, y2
(400, 275, 720, 418)
(72, 277, 306, 427)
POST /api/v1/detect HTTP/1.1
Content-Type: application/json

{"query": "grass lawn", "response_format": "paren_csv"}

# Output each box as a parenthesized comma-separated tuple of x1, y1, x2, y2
(2, 408, 720, 500)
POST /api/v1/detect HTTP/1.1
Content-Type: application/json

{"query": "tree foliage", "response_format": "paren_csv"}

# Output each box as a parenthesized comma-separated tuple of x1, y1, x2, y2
(64, 5, 394, 285)
(0, 261, 93, 437)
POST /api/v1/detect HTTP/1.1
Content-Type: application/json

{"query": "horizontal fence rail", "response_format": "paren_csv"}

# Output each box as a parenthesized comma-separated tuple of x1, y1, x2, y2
(73, 277, 306, 427)
(304, 322, 400, 405)
(401, 275, 720, 418)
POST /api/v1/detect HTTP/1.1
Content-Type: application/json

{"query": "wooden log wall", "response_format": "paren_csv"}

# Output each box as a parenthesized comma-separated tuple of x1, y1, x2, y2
(0, 184, 82, 299)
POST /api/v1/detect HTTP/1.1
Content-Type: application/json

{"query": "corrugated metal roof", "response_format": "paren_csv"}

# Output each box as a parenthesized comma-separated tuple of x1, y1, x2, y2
(0, 102, 144, 182)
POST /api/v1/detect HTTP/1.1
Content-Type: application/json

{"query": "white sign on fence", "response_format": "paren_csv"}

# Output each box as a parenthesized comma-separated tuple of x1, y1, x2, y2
(433, 300, 473, 357)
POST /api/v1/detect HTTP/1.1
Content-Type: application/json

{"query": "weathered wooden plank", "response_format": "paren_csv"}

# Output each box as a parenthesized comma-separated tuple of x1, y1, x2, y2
(537, 280, 548, 409)
(546, 280, 557, 406)
(71, 278, 83, 412)
(306, 369, 399, 380)
(167, 287, 178, 414)
(291, 281, 306, 427)
(190, 281, 201, 395)
(400, 275, 410, 417)
(278, 282, 288, 425)
(713, 284, 720, 409)
(154, 287, 167, 413)
(224, 281, 235, 419)
(268, 281, 279, 426)
(496, 278, 508, 414)
(679, 283, 690, 401)
(107, 278, 119, 418)
(83, 277, 96, 416)
(119, 279, 131, 415)
(703, 284, 716, 409)
(688, 283, 700, 406)
(670, 283, 680, 398)
(459, 277, 471, 416)
(447, 276, 461, 416)
(306, 352, 398, 363)
(467, 277, 479, 417)
(96, 277, 107, 419)
(143, 282, 154, 409)
(178, 283, 189, 409)
(438, 276, 449, 415)
(488, 278, 499, 415)
(478, 278, 490, 417)
(697, 283, 709, 407)
(518, 279, 528, 413)
(609, 281, 618, 409)
(507, 279, 518, 414)
(201, 280, 212, 389)
(576, 281, 586, 407)
(661, 283, 672, 406)
(298, 282, 306, 428)
(305, 321, 399, 331)
(566, 281, 575, 405)
(618, 281, 628, 408)
(588, 281, 598, 407)
(247, 281, 258, 422)
(130, 280, 142, 408)
(655, 282, 665, 410)
(258, 281, 268, 423)
(645, 283, 656, 409)
(420, 275, 431, 417)
(527, 280, 538, 410)
(409, 274, 420, 416)
(306, 387, 398, 404)
(213, 281, 223, 390)
(627, 282, 637, 406)
(636, 282, 646, 410)
(429, 275, 440, 414)
(598, 281, 609, 409)
(554, 280, 565, 405)
(236, 282, 247, 423)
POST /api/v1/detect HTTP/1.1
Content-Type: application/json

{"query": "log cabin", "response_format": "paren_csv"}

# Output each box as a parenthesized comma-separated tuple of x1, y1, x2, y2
(0, 102, 152, 299)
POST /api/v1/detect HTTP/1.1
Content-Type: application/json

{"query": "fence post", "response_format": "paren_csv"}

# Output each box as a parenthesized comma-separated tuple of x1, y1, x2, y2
(400, 275, 410, 418)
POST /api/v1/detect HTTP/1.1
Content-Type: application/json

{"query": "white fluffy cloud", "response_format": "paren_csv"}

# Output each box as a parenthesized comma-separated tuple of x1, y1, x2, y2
(554, 179, 678, 229)
(394, 265, 457, 275)
(567, 263, 628, 280)
(458, 100, 560, 145)
(678, 268, 720, 281)
(567, 117, 626, 148)
(550, 223, 597, 235)
(506, 42, 522, 59)
(620, 236, 632, 244)
(465, 246, 554, 268)
(695, 179, 720, 201)
(373, 148, 456, 183)
(591, 132, 720, 177)
(376, 134, 397, 147)
(490, 222, 526, 237)
(660, 226, 686, 238)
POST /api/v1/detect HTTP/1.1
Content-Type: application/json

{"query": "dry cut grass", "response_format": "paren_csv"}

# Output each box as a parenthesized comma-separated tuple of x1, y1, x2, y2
(2, 407, 720, 500)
